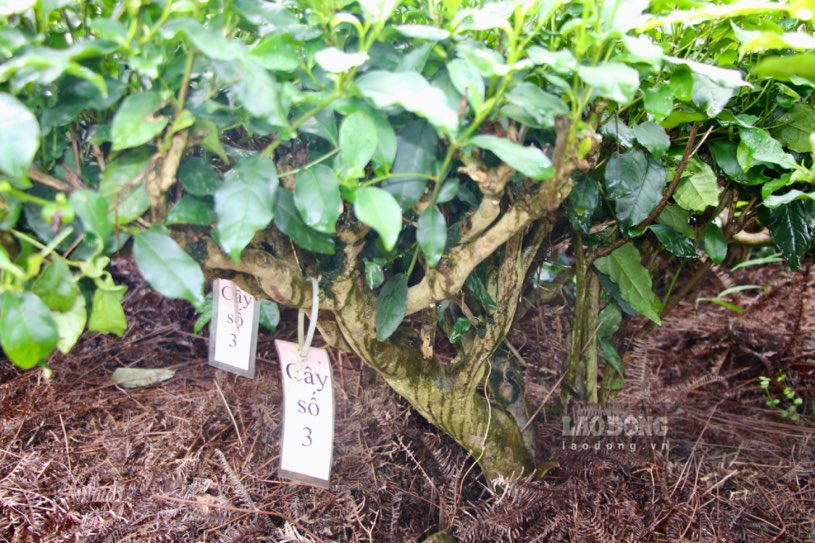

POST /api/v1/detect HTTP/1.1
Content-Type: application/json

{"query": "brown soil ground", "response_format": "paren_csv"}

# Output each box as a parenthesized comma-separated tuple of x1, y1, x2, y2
(1, 258, 813, 543)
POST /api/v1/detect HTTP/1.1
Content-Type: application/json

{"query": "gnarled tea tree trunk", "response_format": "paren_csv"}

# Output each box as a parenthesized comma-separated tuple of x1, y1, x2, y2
(190, 122, 594, 481)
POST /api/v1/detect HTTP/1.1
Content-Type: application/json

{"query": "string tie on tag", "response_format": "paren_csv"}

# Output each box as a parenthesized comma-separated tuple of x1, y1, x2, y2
(297, 277, 320, 363)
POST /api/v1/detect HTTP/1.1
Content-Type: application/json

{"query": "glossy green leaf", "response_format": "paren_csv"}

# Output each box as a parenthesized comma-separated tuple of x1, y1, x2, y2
(69, 190, 113, 240)
(577, 63, 640, 104)
(0, 292, 58, 369)
(166, 195, 217, 226)
(709, 141, 753, 185)
(358, 0, 400, 23)
(0, 93, 38, 181)
(674, 158, 719, 212)
(417, 206, 447, 268)
(214, 154, 278, 260)
(764, 189, 815, 208)
(31, 260, 78, 312)
(250, 34, 299, 72)
(469, 135, 553, 180)
(770, 103, 815, 153)
(527, 47, 577, 73)
(88, 284, 127, 336)
(594, 243, 662, 324)
(604, 150, 668, 231)
(299, 108, 338, 146)
(213, 58, 287, 127)
(365, 260, 384, 289)
(701, 222, 727, 264)
(656, 204, 693, 238)
(375, 273, 407, 341)
(259, 300, 280, 331)
(633, 122, 670, 157)
(354, 187, 403, 251)
(193, 294, 213, 334)
(357, 70, 458, 135)
(567, 175, 599, 233)
(394, 24, 450, 40)
(760, 201, 812, 271)
(449, 317, 472, 344)
(503, 82, 568, 129)
(134, 231, 205, 308)
(274, 190, 335, 254)
(754, 52, 815, 83)
(111, 92, 169, 151)
(643, 84, 674, 122)
(437, 178, 460, 204)
(690, 73, 734, 117)
(178, 157, 220, 196)
(448, 58, 484, 109)
(454, 2, 514, 31)
(384, 120, 437, 208)
(162, 19, 244, 61)
(737, 127, 797, 170)
(466, 269, 496, 312)
(369, 109, 397, 170)
(293, 165, 341, 233)
(315, 47, 368, 72)
(650, 224, 696, 258)
(98, 149, 152, 225)
(52, 292, 86, 354)
(339, 111, 378, 178)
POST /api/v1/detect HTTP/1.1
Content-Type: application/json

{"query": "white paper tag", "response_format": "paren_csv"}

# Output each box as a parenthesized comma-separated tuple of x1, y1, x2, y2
(208, 279, 260, 378)
(275, 340, 335, 488)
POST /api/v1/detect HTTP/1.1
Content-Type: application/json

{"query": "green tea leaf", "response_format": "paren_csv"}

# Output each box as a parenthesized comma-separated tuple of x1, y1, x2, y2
(527, 47, 577, 73)
(69, 190, 113, 240)
(293, 165, 341, 233)
(417, 206, 446, 268)
(761, 201, 812, 271)
(214, 154, 278, 260)
(375, 273, 407, 341)
(503, 82, 567, 129)
(357, 70, 458, 135)
(178, 157, 220, 196)
(691, 72, 734, 117)
(0, 292, 58, 369)
(274, 190, 335, 254)
(577, 62, 640, 104)
(656, 204, 693, 238)
(394, 24, 450, 40)
(259, 300, 280, 331)
(31, 259, 78, 311)
(250, 34, 299, 72)
(0, 93, 38, 181)
(644, 84, 674, 122)
(449, 317, 472, 344)
(384, 120, 437, 208)
(633, 122, 670, 157)
(770, 103, 815, 153)
(469, 135, 553, 180)
(354, 187, 402, 251)
(213, 58, 287, 127)
(365, 260, 384, 289)
(674, 158, 719, 212)
(594, 243, 662, 324)
(315, 46, 368, 72)
(448, 57, 484, 110)
(701, 222, 727, 264)
(650, 224, 696, 258)
(111, 91, 169, 151)
(604, 150, 668, 231)
(166, 195, 217, 226)
(737, 127, 797, 170)
(339, 111, 378, 178)
(52, 292, 86, 354)
(764, 189, 815, 208)
(134, 231, 206, 308)
(88, 284, 127, 336)
(98, 149, 152, 225)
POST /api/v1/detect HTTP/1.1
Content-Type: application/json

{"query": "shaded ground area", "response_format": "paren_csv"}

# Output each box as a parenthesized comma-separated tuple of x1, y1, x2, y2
(1, 258, 814, 542)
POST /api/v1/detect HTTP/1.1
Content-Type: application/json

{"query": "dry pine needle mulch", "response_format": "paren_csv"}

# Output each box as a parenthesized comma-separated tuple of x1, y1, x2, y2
(1, 257, 814, 542)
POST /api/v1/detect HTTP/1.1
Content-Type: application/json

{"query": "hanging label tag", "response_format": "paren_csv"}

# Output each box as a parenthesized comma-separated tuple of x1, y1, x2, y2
(275, 340, 335, 489)
(208, 279, 260, 378)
